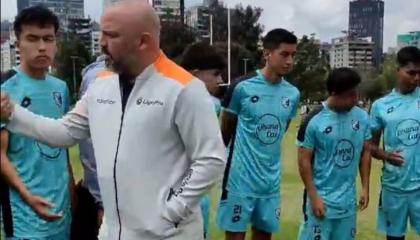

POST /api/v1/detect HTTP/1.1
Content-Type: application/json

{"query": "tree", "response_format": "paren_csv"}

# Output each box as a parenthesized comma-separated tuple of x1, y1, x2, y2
(54, 34, 92, 102)
(160, 21, 197, 61)
(377, 53, 397, 93)
(212, 41, 252, 79)
(288, 35, 329, 102)
(209, 3, 264, 78)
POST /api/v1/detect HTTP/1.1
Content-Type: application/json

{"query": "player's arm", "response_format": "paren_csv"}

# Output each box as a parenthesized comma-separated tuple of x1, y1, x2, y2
(285, 92, 301, 131)
(220, 111, 237, 146)
(358, 140, 371, 210)
(298, 147, 325, 219)
(0, 90, 90, 148)
(297, 114, 325, 219)
(0, 129, 62, 221)
(220, 81, 242, 146)
(369, 102, 404, 166)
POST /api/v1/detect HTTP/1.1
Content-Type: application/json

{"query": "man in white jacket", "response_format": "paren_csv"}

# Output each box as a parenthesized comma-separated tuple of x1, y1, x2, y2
(0, 1, 226, 239)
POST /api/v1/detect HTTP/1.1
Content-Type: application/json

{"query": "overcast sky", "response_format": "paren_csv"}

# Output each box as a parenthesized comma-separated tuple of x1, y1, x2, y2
(1, 0, 419, 51)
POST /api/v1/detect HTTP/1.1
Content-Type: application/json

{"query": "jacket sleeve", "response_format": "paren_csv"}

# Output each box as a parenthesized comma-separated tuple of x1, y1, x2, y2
(6, 90, 91, 148)
(166, 79, 226, 223)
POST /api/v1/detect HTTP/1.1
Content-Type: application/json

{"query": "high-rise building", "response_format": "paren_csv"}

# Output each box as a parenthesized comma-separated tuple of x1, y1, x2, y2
(349, 0, 384, 67)
(67, 18, 92, 52)
(330, 35, 374, 69)
(17, 0, 84, 30)
(1, 38, 12, 72)
(397, 31, 420, 50)
(91, 21, 102, 57)
(203, 0, 218, 7)
(186, 5, 210, 41)
(152, 0, 181, 22)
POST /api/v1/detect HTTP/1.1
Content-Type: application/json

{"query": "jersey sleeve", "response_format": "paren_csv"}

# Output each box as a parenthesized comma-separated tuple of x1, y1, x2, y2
(363, 112, 372, 141)
(369, 101, 383, 132)
(63, 85, 71, 114)
(289, 91, 301, 120)
(221, 81, 243, 115)
(296, 117, 316, 150)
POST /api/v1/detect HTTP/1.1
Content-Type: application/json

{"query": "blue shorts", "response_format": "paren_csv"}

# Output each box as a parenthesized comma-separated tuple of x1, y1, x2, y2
(377, 188, 420, 237)
(298, 211, 357, 240)
(200, 194, 211, 239)
(216, 191, 280, 233)
(6, 228, 70, 240)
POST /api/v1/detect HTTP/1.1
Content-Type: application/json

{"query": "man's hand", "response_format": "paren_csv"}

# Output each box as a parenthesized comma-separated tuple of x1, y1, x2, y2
(384, 151, 404, 166)
(24, 194, 63, 222)
(97, 208, 104, 228)
(359, 188, 369, 211)
(0, 92, 14, 123)
(311, 195, 326, 219)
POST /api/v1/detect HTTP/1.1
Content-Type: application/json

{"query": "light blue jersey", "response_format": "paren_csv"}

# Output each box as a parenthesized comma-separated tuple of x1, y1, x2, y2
(370, 88, 420, 193)
(221, 70, 300, 197)
(297, 103, 371, 219)
(0, 68, 71, 238)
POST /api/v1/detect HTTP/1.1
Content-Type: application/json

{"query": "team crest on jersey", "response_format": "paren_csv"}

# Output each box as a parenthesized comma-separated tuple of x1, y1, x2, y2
(351, 228, 356, 238)
(387, 106, 394, 114)
(53, 92, 62, 107)
(275, 208, 281, 220)
(281, 97, 290, 108)
(20, 96, 31, 108)
(251, 95, 259, 103)
(352, 120, 360, 131)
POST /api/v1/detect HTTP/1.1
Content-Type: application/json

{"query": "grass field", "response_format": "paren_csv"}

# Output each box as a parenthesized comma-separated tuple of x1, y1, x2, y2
(69, 118, 418, 240)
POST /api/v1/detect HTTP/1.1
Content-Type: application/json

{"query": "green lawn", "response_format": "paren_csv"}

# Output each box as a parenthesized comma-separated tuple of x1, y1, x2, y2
(69, 118, 418, 240)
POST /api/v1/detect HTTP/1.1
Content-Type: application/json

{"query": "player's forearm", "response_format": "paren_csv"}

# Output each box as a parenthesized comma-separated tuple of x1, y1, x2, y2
(7, 105, 78, 147)
(369, 144, 387, 161)
(359, 145, 372, 191)
(0, 154, 32, 202)
(298, 158, 318, 199)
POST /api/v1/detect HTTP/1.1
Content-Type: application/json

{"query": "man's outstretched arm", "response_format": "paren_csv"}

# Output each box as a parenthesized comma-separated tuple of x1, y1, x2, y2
(1, 91, 90, 148)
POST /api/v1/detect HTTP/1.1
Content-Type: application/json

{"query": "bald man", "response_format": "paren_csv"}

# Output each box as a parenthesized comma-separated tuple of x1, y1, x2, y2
(0, 1, 226, 239)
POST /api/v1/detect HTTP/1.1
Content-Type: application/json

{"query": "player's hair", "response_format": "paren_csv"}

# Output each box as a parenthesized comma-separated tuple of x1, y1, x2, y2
(326, 67, 361, 95)
(397, 46, 420, 67)
(180, 42, 226, 71)
(14, 5, 59, 39)
(262, 28, 297, 50)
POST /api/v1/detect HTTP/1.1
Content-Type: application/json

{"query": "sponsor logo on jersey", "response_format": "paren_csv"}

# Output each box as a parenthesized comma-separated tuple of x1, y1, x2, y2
(255, 114, 281, 145)
(323, 126, 333, 134)
(251, 95, 259, 103)
(333, 139, 355, 168)
(21, 96, 31, 108)
(396, 119, 420, 146)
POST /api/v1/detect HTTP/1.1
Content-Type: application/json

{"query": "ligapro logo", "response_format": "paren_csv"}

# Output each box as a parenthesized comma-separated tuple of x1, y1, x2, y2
(396, 119, 420, 146)
(136, 97, 164, 106)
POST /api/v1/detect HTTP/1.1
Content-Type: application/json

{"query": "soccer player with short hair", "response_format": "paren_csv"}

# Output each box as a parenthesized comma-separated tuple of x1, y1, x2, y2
(297, 68, 371, 240)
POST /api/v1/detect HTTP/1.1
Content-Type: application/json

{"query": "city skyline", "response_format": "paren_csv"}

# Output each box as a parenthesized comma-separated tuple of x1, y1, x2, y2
(1, 0, 420, 51)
